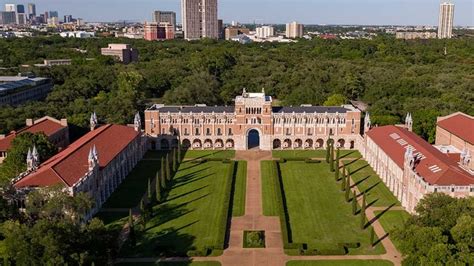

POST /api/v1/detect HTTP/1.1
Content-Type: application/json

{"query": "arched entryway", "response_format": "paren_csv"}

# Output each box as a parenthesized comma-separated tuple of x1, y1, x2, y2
(247, 129, 260, 150)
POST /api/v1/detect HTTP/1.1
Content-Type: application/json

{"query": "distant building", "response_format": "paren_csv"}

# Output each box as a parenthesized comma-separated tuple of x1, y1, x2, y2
(256, 26, 275, 39)
(13, 120, 146, 220)
(28, 3, 36, 18)
(396, 31, 437, 40)
(16, 4, 25, 14)
(153, 11, 176, 30)
(101, 44, 138, 64)
(438, 1, 454, 39)
(47, 17, 60, 27)
(0, 11, 16, 25)
(435, 112, 473, 172)
(230, 34, 252, 44)
(4, 4, 15, 12)
(35, 59, 72, 67)
(59, 31, 95, 38)
(64, 15, 73, 23)
(0, 116, 69, 164)
(225, 26, 250, 40)
(218, 19, 224, 39)
(181, 0, 218, 40)
(144, 22, 175, 41)
(286, 22, 304, 38)
(0, 75, 53, 106)
(48, 11, 58, 18)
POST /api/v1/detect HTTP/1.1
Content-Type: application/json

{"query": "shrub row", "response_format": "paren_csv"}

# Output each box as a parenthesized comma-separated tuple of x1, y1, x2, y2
(278, 158, 321, 164)
(186, 247, 212, 257)
(213, 161, 236, 252)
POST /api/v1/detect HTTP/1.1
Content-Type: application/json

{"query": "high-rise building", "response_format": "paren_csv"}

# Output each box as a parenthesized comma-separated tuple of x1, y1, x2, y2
(16, 4, 25, 14)
(181, 0, 218, 40)
(153, 11, 176, 30)
(256, 26, 275, 39)
(286, 21, 304, 38)
(438, 1, 454, 39)
(28, 3, 36, 17)
(64, 15, 73, 23)
(48, 11, 59, 18)
(5, 4, 16, 12)
(0, 11, 16, 25)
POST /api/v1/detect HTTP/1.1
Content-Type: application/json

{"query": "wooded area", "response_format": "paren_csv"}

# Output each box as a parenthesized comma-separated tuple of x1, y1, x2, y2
(0, 36, 473, 143)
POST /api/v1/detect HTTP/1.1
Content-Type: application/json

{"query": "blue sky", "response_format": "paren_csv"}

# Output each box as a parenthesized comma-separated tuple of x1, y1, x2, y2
(1, 0, 473, 25)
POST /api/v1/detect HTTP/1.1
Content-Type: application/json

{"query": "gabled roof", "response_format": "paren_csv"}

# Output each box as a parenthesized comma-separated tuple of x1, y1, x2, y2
(367, 125, 474, 186)
(0, 117, 66, 152)
(437, 113, 474, 144)
(14, 124, 140, 189)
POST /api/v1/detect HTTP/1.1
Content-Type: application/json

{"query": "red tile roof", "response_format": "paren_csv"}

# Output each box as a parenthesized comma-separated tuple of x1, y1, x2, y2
(0, 118, 66, 152)
(367, 125, 474, 186)
(14, 124, 140, 188)
(437, 113, 474, 144)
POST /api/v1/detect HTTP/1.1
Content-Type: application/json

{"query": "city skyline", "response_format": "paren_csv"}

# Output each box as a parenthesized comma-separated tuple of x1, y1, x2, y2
(1, 0, 473, 26)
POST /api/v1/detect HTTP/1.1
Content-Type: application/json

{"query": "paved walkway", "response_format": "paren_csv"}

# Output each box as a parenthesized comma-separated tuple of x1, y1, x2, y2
(116, 151, 403, 266)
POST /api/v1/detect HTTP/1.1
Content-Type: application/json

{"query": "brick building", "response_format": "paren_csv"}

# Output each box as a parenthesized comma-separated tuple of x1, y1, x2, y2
(145, 90, 362, 151)
(435, 112, 473, 172)
(100, 44, 138, 64)
(13, 114, 146, 219)
(363, 115, 474, 213)
(0, 116, 69, 164)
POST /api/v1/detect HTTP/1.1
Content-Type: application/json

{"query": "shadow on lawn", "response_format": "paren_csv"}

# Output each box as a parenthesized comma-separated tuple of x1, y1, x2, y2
(349, 163, 369, 176)
(344, 157, 363, 167)
(340, 150, 359, 159)
(368, 203, 397, 226)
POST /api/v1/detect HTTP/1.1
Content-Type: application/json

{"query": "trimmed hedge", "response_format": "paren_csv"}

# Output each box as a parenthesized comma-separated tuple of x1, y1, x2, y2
(186, 247, 212, 257)
(213, 161, 236, 252)
(305, 159, 321, 164)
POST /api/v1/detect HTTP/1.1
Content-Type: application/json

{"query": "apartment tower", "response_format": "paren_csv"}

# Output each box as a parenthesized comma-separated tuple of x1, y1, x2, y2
(181, 0, 218, 40)
(438, 1, 455, 39)
(286, 21, 304, 38)
(153, 11, 176, 30)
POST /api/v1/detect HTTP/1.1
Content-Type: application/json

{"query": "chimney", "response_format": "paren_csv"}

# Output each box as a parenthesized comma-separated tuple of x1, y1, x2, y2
(26, 119, 34, 126)
(60, 119, 68, 127)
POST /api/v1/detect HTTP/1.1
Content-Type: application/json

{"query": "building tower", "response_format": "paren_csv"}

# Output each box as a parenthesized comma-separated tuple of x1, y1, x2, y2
(26, 146, 39, 171)
(88, 145, 99, 171)
(181, 0, 218, 40)
(153, 11, 177, 31)
(286, 21, 304, 38)
(90, 112, 98, 131)
(405, 113, 413, 132)
(134, 112, 141, 132)
(438, 1, 455, 39)
(364, 113, 371, 133)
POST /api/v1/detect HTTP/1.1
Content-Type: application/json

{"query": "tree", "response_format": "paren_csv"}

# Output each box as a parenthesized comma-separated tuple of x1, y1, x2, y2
(172, 148, 177, 173)
(147, 178, 152, 202)
(323, 93, 348, 106)
(325, 141, 330, 163)
(329, 143, 335, 172)
(128, 209, 136, 248)
(370, 226, 376, 247)
(341, 171, 346, 191)
(335, 148, 340, 178)
(177, 143, 182, 163)
(360, 193, 367, 229)
(165, 154, 171, 181)
(345, 177, 351, 202)
(160, 157, 166, 189)
(155, 171, 161, 203)
(352, 191, 358, 215)
(0, 132, 57, 186)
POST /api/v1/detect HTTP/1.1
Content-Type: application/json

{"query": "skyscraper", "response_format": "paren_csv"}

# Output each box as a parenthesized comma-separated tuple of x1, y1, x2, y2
(286, 22, 304, 38)
(181, 0, 218, 40)
(153, 11, 176, 30)
(28, 3, 36, 17)
(48, 11, 59, 18)
(438, 1, 455, 39)
(16, 4, 25, 14)
(0, 11, 16, 25)
(5, 4, 16, 12)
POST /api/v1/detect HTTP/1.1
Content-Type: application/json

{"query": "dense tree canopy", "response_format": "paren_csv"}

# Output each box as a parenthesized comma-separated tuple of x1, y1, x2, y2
(0, 36, 473, 143)
(0, 132, 56, 186)
(393, 193, 474, 265)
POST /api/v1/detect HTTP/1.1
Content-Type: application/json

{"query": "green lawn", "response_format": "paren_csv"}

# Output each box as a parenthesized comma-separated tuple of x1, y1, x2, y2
(261, 161, 280, 216)
(184, 150, 235, 159)
(287, 260, 393, 266)
(116, 262, 221, 266)
(279, 161, 385, 255)
(346, 159, 400, 207)
(273, 150, 361, 159)
(121, 160, 233, 257)
(374, 210, 411, 251)
(232, 161, 247, 217)
(102, 158, 161, 209)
